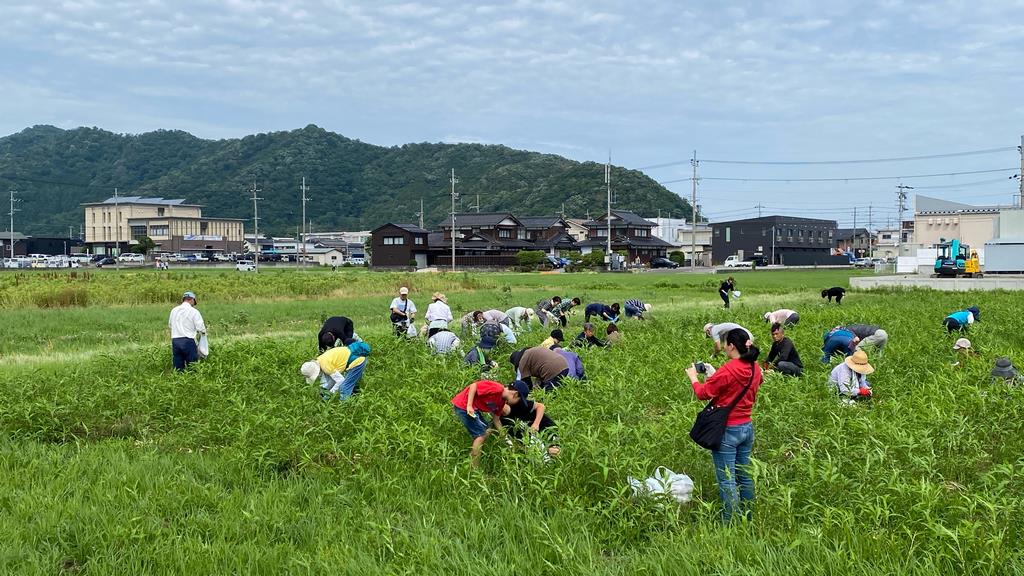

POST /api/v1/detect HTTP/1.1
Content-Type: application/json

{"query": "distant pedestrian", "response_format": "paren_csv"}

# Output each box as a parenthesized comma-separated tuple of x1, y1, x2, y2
(574, 322, 608, 348)
(506, 306, 537, 331)
(623, 299, 652, 320)
(719, 277, 736, 308)
(828, 349, 873, 403)
(821, 287, 846, 304)
(762, 309, 799, 326)
(510, 346, 570, 391)
(584, 302, 620, 322)
(765, 323, 803, 376)
(425, 293, 453, 336)
(943, 306, 980, 333)
(451, 379, 528, 466)
(318, 316, 358, 353)
(168, 290, 206, 372)
(821, 327, 858, 364)
(846, 324, 888, 354)
(605, 323, 622, 345)
(300, 341, 371, 401)
(704, 322, 754, 355)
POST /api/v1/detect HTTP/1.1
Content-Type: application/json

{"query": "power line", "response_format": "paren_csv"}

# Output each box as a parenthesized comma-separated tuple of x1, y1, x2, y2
(637, 146, 1016, 170)
(659, 167, 1018, 185)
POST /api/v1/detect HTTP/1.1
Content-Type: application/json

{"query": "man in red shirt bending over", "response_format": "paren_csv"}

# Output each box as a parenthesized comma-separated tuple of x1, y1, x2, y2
(452, 380, 529, 466)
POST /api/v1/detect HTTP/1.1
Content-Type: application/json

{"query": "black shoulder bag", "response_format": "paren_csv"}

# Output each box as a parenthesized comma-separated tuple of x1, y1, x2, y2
(689, 367, 756, 450)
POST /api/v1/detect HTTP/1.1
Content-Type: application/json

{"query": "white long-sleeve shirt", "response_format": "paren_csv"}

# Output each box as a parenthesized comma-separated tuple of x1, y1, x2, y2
(425, 301, 453, 323)
(169, 301, 206, 340)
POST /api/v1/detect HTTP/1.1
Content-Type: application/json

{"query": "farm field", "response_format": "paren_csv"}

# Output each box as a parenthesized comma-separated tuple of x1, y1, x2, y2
(1, 268, 1023, 574)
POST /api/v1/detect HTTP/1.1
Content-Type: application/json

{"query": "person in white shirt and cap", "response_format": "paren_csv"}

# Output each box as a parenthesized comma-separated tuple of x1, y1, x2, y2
(168, 290, 206, 372)
(389, 287, 417, 336)
(505, 306, 537, 332)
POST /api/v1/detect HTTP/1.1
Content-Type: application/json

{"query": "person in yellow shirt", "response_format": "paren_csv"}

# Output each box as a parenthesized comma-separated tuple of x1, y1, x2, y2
(300, 342, 371, 401)
(539, 329, 564, 349)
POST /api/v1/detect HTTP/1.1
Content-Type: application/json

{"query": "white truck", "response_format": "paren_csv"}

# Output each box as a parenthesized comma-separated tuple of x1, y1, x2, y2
(723, 255, 753, 268)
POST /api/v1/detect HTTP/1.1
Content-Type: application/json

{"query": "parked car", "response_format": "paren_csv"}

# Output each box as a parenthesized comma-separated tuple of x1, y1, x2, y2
(213, 253, 232, 262)
(118, 253, 145, 264)
(94, 257, 116, 267)
(745, 255, 770, 267)
(235, 260, 257, 272)
(348, 257, 365, 266)
(852, 257, 871, 268)
(650, 257, 679, 269)
(723, 255, 753, 267)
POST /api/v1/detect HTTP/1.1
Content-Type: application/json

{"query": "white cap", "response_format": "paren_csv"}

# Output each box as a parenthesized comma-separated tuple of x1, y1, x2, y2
(300, 361, 321, 384)
(644, 303, 652, 312)
(399, 287, 409, 295)
(763, 312, 771, 321)
(525, 308, 535, 318)
(703, 323, 714, 335)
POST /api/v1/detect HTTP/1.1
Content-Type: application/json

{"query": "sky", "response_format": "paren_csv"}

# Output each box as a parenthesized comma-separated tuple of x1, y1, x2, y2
(1, 0, 1023, 227)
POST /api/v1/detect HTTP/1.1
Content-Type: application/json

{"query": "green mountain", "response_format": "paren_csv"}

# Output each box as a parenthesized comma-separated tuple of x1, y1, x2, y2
(0, 125, 692, 236)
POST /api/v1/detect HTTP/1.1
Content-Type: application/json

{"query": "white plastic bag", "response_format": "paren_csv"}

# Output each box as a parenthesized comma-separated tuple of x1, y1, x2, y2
(406, 322, 418, 338)
(732, 291, 741, 298)
(197, 334, 210, 359)
(628, 466, 694, 503)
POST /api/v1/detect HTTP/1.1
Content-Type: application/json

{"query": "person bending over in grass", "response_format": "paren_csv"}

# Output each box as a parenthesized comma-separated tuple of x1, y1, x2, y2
(845, 324, 888, 355)
(424, 293, 453, 337)
(623, 299, 652, 320)
(821, 327, 858, 364)
(318, 316, 359, 353)
(505, 306, 536, 332)
(451, 379, 528, 466)
(536, 296, 561, 327)
(828, 349, 873, 404)
(499, 383, 561, 461)
(574, 322, 608, 348)
(943, 306, 980, 333)
(540, 329, 564, 350)
(300, 341, 371, 401)
(550, 344, 585, 381)
(821, 286, 846, 304)
(605, 323, 622, 345)
(719, 277, 736, 308)
(704, 322, 754, 356)
(464, 324, 501, 371)
(685, 328, 762, 523)
(765, 323, 803, 376)
(510, 346, 570, 391)
(480, 309, 517, 344)
(550, 297, 582, 327)
(584, 302, 620, 323)
(762, 309, 799, 326)
(428, 329, 461, 355)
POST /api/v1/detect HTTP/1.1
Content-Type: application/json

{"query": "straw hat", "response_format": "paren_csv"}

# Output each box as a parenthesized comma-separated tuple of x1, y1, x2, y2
(845, 350, 875, 375)
(952, 338, 972, 351)
(432, 292, 447, 303)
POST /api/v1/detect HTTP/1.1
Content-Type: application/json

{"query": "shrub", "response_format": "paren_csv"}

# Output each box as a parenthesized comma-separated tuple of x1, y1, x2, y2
(581, 250, 606, 268)
(516, 251, 546, 269)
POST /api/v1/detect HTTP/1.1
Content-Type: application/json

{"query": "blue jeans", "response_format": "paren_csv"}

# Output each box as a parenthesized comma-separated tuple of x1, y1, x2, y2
(171, 337, 198, 372)
(624, 303, 641, 318)
(454, 406, 490, 438)
(711, 422, 755, 523)
(320, 360, 367, 400)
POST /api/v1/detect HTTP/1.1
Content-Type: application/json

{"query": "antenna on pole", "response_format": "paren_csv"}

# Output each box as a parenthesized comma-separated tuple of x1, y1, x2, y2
(896, 181, 913, 249)
(300, 177, 309, 268)
(450, 168, 459, 272)
(8, 189, 18, 259)
(754, 203, 765, 218)
(249, 180, 263, 273)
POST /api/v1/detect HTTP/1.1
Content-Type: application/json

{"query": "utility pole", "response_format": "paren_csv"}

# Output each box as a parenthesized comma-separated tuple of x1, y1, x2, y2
(896, 182, 913, 247)
(1018, 135, 1023, 208)
(867, 204, 873, 258)
(249, 180, 263, 273)
(852, 207, 857, 256)
(417, 198, 425, 230)
(450, 168, 458, 272)
(754, 204, 765, 218)
(690, 151, 699, 269)
(300, 177, 309, 268)
(114, 187, 120, 270)
(8, 189, 18, 259)
(605, 153, 612, 271)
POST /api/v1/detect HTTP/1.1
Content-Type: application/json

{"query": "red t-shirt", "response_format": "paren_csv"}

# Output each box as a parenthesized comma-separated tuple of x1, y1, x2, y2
(451, 380, 507, 415)
(692, 359, 762, 426)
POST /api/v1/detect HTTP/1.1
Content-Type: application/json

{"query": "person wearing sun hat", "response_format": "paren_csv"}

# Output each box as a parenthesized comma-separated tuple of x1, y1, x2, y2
(168, 290, 206, 372)
(424, 292, 453, 337)
(505, 306, 537, 332)
(828, 349, 874, 402)
(990, 358, 1020, 385)
(953, 338, 972, 353)
(300, 341, 371, 401)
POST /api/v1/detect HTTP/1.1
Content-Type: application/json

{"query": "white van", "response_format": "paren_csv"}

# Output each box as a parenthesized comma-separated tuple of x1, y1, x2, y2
(235, 260, 256, 272)
(118, 253, 145, 264)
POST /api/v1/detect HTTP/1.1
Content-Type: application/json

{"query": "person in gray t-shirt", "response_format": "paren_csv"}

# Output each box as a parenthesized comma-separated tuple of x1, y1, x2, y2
(703, 322, 754, 355)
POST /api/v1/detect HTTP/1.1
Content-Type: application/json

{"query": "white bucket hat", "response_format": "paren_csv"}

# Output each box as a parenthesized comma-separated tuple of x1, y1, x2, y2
(300, 360, 321, 384)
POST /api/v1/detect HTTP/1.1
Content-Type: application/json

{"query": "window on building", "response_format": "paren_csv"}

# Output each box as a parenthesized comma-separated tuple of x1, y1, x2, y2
(635, 229, 649, 237)
(150, 225, 169, 237)
(200, 222, 209, 235)
(414, 236, 424, 245)
(498, 228, 511, 238)
(158, 208, 165, 217)
(882, 233, 891, 240)
(597, 229, 608, 237)
(762, 228, 766, 236)
(383, 236, 404, 245)
(130, 225, 147, 240)
(714, 228, 720, 237)
(517, 229, 527, 240)
(725, 227, 731, 243)
(787, 229, 793, 238)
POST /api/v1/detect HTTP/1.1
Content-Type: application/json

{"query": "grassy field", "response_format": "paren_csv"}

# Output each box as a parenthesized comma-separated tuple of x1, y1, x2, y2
(1, 268, 1022, 574)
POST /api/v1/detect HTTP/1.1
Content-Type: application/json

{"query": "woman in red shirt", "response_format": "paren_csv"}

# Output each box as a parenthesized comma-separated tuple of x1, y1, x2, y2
(686, 328, 762, 523)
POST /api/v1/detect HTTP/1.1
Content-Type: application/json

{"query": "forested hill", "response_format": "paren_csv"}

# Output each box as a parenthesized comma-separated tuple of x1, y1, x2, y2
(0, 125, 692, 236)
